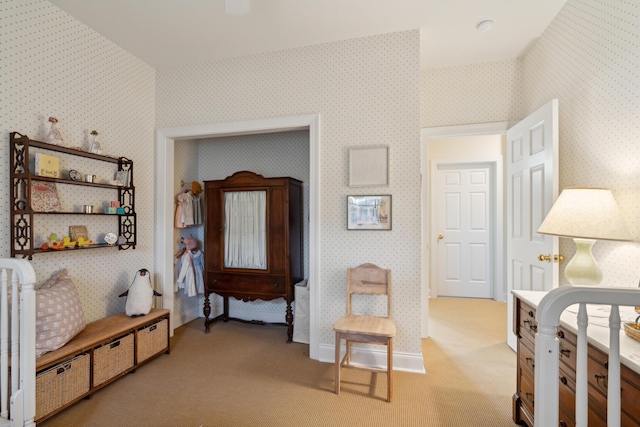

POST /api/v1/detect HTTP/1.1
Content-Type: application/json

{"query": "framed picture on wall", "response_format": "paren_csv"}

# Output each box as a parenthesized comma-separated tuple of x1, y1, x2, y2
(349, 145, 389, 187)
(347, 195, 392, 230)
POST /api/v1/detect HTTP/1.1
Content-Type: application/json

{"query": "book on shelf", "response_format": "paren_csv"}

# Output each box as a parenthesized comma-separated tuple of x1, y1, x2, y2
(31, 181, 61, 212)
(115, 170, 131, 187)
(34, 153, 60, 178)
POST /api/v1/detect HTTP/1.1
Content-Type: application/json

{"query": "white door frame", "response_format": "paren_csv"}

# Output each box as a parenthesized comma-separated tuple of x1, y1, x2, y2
(420, 122, 508, 338)
(155, 114, 321, 360)
(431, 158, 501, 299)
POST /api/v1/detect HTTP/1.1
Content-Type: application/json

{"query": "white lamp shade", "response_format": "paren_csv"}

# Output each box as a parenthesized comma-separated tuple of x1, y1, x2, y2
(537, 188, 632, 241)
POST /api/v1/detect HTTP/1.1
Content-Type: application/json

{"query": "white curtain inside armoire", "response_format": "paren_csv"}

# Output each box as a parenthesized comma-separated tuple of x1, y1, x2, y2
(224, 190, 267, 269)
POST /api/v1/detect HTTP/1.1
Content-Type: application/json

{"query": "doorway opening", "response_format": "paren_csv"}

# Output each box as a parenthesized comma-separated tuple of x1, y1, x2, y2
(156, 114, 321, 360)
(420, 122, 507, 338)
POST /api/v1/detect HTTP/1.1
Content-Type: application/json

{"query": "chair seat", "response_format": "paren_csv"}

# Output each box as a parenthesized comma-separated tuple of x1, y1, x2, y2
(333, 315, 396, 337)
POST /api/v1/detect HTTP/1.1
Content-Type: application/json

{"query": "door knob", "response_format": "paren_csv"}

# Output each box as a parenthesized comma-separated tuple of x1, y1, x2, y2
(538, 254, 551, 262)
(438, 234, 444, 240)
(538, 254, 565, 263)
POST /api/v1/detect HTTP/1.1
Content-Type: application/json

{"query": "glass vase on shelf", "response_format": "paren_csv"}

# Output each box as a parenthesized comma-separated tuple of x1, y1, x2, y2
(89, 130, 103, 155)
(45, 117, 65, 147)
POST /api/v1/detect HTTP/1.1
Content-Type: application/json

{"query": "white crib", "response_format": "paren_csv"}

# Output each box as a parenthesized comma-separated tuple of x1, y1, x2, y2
(534, 285, 640, 427)
(0, 258, 36, 427)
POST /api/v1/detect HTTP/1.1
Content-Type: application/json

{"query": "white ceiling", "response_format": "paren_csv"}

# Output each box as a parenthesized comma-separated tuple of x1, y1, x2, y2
(48, 0, 567, 70)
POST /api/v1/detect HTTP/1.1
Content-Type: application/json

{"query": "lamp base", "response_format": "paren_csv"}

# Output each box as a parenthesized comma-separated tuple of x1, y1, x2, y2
(564, 238, 602, 286)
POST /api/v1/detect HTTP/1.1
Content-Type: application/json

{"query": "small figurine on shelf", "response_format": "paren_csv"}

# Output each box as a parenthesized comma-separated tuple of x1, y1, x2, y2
(45, 117, 65, 146)
(89, 130, 103, 155)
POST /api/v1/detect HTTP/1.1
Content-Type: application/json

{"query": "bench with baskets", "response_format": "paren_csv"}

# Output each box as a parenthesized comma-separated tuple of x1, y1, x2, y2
(34, 308, 170, 423)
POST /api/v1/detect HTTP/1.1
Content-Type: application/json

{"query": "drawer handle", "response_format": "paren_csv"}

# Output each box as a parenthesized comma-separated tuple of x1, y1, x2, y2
(110, 340, 121, 349)
(525, 357, 535, 369)
(560, 376, 568, 385)
(523, 320, 537, 332)
(595, 373, 608, 388)
(525, 392, 534, 406)
(274, 283, 278, 287)
(559, 345, 571, 358)
(149, 325, 157, 332)
(528, 310, 534, 317)
(560, 421, 566, 427)
(557, 330, 564, 339)
(56, 363, 72, 375)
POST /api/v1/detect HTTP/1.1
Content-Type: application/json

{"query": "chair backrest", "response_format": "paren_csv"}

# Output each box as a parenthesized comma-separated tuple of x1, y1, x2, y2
(346, 263, 392, 317)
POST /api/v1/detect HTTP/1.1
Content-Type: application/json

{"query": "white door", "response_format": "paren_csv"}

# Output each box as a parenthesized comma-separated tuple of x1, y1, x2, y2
(436, 163, 493, 298)
(506, 99, 559, 350)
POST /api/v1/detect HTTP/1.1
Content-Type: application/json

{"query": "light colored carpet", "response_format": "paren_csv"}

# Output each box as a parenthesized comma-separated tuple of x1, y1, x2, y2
(39, 298, 518, 426)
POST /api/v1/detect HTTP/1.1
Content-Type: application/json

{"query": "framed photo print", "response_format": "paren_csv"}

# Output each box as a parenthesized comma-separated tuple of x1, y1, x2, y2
(347, 195, 392, 230)
(349, 145, 389, 187)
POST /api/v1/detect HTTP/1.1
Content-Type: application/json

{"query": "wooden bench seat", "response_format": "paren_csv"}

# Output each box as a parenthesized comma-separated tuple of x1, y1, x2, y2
(36, 308, 170, 371)
(35, 308, 171, 423)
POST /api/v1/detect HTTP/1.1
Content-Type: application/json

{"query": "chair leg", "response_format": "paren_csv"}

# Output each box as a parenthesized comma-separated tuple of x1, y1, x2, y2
(387, 337, 393, 402)
(335, 332, 341, 395)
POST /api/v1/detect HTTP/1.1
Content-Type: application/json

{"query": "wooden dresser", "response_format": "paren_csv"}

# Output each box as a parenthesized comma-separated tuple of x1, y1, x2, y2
(513, 291, 640, 427)
(203, 171, 304, 342)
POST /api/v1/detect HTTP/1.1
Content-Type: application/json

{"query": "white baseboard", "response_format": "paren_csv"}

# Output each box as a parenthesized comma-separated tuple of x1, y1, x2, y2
(185, 308, 287, 327)
(227, 308, 288, 324)
(171, 305, 202, 331)
(318, 343, 426, 374)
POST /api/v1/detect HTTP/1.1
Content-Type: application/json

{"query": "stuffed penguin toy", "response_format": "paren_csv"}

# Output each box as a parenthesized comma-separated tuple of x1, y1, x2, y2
(119, 269, 162, 317)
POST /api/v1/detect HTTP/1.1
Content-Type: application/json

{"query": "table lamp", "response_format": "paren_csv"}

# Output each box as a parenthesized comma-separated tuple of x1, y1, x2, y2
(537, 188, 632, 285)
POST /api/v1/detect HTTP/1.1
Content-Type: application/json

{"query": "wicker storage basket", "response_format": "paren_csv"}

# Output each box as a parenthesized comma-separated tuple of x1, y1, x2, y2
(92, 333, 134, 387)
(137, 318, 168, 363)
(624, 322, 640, 343)
(36, 353, 90, 420)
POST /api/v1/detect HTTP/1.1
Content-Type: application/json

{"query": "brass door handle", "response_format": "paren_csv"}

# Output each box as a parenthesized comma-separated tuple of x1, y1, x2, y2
(538, 254, 565, 263)
(438, 235, 444, 240)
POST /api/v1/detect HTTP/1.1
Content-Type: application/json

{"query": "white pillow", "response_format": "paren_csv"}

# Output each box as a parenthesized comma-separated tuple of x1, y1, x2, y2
(36, 269, 86, 358)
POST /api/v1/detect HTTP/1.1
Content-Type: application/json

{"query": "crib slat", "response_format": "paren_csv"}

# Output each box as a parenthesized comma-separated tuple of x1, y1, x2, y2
(11, 270, 20, 398)
(0, 269, 8, 420)
(576, 304, 588, 427)
(608, 306, 621, 427)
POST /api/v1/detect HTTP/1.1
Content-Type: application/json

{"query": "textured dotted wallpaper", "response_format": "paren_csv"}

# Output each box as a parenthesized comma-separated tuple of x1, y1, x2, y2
(420, 58, 526, 128)
(157, 31, 423, 354)
(421, 0, 640, 288)
(522, 0, 640, 286)
(1, 0, 156, 322)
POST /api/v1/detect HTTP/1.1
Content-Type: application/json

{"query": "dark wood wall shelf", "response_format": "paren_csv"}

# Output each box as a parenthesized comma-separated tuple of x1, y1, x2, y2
(10, 132, 136, 259)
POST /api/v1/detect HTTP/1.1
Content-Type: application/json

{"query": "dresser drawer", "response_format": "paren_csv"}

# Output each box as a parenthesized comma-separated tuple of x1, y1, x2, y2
(519, 303, 538, 340)
(520, 363, 535, 414)
(587, 344, 640, 425)
(519, 338, 535, 374)
(557, 327, 577, 380)
(207, 273, 287, 296)
(559, 368, 576, 426)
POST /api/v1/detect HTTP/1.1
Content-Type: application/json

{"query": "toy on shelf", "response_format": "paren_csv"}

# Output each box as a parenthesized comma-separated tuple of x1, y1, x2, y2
(77, 237, 92, 247)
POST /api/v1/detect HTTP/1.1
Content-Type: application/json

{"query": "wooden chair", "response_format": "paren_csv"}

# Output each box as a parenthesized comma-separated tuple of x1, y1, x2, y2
(333, 263, 396, 402)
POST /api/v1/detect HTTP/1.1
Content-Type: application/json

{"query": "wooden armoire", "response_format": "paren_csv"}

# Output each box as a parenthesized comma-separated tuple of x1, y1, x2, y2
(203, 171, 304, 342)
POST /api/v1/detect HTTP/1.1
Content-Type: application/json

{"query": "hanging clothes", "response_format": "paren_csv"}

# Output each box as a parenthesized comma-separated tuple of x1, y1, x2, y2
(175, 238, 204, 297)
(193, 193, 202, 225)
(175, 190, 201, 228)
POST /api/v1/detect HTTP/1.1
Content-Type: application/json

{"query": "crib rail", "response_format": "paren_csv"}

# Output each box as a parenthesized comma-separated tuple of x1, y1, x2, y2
(534, 285, 640, 427)
(0, 259, 36, 427)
